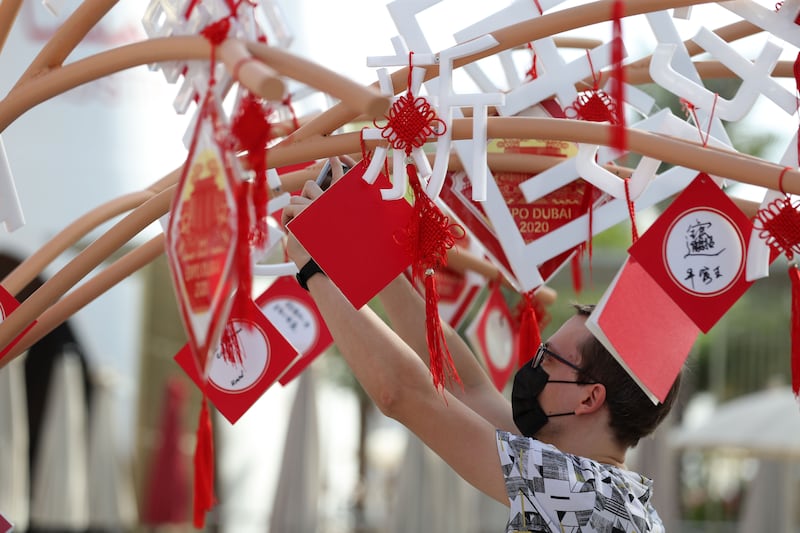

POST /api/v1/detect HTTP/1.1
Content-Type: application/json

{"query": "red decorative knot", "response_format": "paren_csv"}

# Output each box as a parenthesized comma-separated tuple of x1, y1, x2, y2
(378, 92, 446, 155)
(403, 170, 464, 279)
(566, 90, 618, 123)
(753, 195, 800, 260)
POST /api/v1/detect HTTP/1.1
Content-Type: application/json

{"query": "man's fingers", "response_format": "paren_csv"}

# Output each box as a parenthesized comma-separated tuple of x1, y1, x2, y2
(301, 179, 324, 200)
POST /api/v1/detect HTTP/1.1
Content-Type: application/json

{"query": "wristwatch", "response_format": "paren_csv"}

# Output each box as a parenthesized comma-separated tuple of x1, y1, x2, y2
(295, 259, 325, 291)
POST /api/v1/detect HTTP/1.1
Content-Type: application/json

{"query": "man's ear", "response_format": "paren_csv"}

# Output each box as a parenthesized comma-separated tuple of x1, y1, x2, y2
(576, 383, 606, 415)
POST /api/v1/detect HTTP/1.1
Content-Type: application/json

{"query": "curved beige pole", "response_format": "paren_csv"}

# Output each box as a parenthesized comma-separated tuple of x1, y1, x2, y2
(280, 0, 713, 143)
(0, 186, 174, 352)
(0, 234, 166, 366)
(1, 167, 180, 297)
(0, 36, 388, 134)
(0, 0, 22, 56)
(13, 0, 119, 89)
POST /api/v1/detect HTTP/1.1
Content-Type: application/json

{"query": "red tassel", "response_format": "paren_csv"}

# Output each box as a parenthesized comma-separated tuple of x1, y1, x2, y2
(193, 397, 216, 529)
(571, 249, 583, 295)
(424, 272, 460, 391)
(790, 265, 800, 399)
(610, 0, 626, 154)
(517, 290, 542, 367)
(402, 165, 463, 391)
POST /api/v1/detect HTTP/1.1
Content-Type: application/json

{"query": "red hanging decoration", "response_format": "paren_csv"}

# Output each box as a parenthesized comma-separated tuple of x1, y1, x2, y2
(230, 91, 273, 249)
(193, 398, 216, 529)
(571, 246, 584, 295)
(753, 167, 800, 400)
(516, 290, 542, 367)
(403, 165, 464, 390)
(790, 266, 800, 399)
(624, 177, 639, 243)
(377, 52, 462, 391)
(565, 51, 618, 124)
(610, 0, 626, 153)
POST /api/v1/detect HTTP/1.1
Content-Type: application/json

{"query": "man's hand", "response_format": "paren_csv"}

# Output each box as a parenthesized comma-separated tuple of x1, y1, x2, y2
(281, 180, 326, 268)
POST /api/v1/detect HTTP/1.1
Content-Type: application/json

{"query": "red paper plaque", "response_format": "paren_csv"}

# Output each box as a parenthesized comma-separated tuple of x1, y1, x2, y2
(287, 160, 414, 309)
(0, 286, 36, 362)
(628, 173, 755, 333)
(466, 283, 517, 391)
(254, 276, 333, 386)
(175, 297, 300, 424)
(166, 95, 239, 378)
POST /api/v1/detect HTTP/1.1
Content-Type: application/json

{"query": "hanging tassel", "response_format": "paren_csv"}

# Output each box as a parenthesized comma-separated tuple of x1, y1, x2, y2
(230, 92, 272, 248)
(517, 290, 542, 367)
(571, 247, 584, 295)
(193, 397, 216, 529)
(790, 265, 800, 400)
(624, 177, 638, 243)
(610, 0, 626, 154)
(404, 164, 463, 391)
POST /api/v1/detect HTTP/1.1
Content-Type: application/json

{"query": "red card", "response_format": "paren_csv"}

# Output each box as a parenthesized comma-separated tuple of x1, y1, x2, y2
(255, 276, 333, 386)
(0, 512, 12, 533)
(175, 296, 300, 424)
(0, 285, 36, 363)
(466, 283, 517, 391)
(628, 173, 755, 333)
(287, 160, 414, 309)
(586, 257, 699, 403)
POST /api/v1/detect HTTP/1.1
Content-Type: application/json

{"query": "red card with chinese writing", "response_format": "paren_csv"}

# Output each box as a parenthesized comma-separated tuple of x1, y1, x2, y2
(586, 257, 699, 404)
(287, 160, 414, 309)
(0, 285, 36, 362)
(255, 276, 333, 386)
(175, 296, 300, 424)
(466, 283, 517, 391)
(628, 173, 755, 333)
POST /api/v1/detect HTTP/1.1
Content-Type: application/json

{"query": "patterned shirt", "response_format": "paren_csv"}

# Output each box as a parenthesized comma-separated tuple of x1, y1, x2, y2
(496, 430, 664, 533)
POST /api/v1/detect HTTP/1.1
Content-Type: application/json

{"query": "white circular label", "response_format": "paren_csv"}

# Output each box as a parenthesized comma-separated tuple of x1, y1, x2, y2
(207, 319, 269, 393)
(663, 208, 744, 296)
(484, 308, 513, 369)
(260, 297, 319, 354)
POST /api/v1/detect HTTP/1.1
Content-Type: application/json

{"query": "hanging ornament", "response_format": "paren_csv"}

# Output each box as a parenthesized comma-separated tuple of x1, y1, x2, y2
(753, 167, 800, 400)
(164, 5, 248, 527)
(378, 52, 464, 391)
(514, 289, 542, 368)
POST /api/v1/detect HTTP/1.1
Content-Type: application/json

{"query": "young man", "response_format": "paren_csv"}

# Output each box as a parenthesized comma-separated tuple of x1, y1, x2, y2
(282, 181, 682, 532)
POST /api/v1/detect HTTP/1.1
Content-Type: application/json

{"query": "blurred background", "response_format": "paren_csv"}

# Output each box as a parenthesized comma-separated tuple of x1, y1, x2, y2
(0, 1, 798, 532)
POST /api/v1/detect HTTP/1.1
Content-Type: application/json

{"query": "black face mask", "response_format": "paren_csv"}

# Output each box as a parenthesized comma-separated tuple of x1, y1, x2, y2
(511, 364, 579, 438)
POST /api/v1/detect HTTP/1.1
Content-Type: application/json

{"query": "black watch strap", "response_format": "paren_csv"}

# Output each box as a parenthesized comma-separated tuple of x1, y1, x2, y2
(296, 259, 325, 291)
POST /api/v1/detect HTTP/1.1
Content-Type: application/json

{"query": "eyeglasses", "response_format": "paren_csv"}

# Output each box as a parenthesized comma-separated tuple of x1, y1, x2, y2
(532, 343, 584, 373)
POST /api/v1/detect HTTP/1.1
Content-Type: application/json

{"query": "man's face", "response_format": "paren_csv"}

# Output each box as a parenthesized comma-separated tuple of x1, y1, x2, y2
(532, 315, 592, 441)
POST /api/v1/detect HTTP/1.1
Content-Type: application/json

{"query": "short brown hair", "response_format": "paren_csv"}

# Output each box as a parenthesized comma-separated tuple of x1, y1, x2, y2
(572, 304, 682, 448)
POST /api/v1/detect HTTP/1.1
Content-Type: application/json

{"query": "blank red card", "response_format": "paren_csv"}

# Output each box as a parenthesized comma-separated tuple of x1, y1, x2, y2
(287, 160, 414, 309)
(586, 257, 699, 404)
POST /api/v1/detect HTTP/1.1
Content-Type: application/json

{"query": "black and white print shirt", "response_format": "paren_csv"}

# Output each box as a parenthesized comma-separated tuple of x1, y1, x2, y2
(496, 431, 664, 533)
